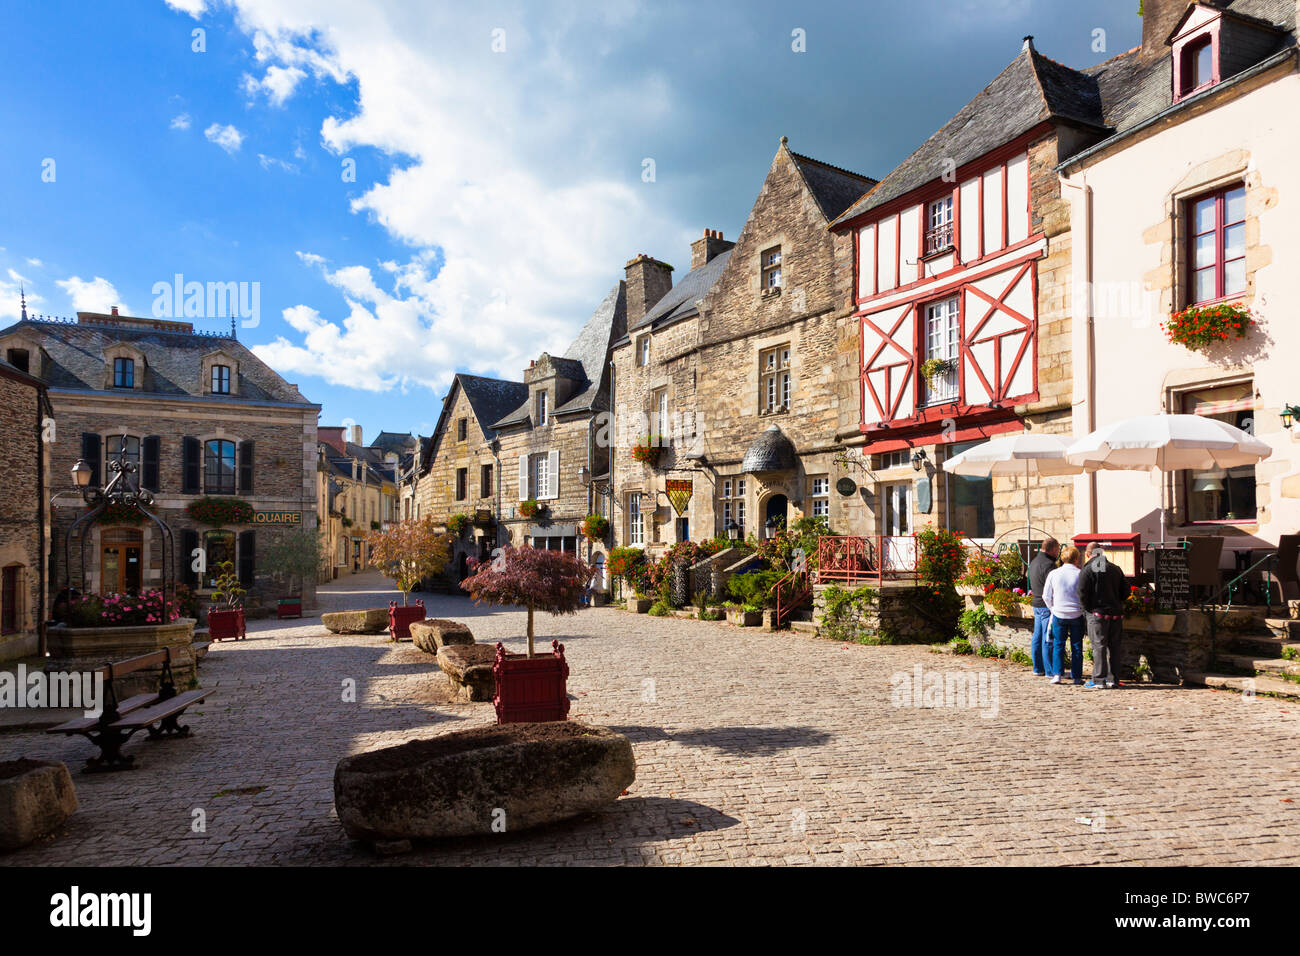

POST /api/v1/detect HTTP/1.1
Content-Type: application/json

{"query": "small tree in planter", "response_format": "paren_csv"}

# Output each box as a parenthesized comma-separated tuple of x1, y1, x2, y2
(461, 547, 591, 723)
(366, 516, 452, 606)
(208, 561, 247, 641)
(260, 527, 327, 619)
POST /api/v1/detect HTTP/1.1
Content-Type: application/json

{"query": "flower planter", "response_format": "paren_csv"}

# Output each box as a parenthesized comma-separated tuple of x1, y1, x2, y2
(208, 608, 246, 642)
(1148, 613, 1176, 633)
(955, 584, 986, 598)
(1123, 616, 1151, 632)
(0, 759, 78, 851)
(626, 597, 652, 614)
(277, 596, 303, 620)
(493, 641, 569, 724)
(46, 619, 198, 697)
(727, 609, 762, 627)
(388, 601, 427, 641)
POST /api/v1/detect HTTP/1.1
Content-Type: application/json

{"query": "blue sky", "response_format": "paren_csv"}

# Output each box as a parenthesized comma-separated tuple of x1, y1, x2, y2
(0, 0, 1140, 441)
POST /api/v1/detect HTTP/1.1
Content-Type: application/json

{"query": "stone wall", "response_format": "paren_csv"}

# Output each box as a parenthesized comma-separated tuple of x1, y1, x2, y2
(814, 583, 959, 644)
(0, 369, 48, 660)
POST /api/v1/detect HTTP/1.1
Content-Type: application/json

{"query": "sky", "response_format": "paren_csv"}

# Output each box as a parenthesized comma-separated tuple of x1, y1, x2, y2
(0, 0, 1141, 442)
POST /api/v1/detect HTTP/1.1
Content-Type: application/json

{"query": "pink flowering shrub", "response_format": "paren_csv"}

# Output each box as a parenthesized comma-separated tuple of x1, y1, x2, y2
(66, 589, 180, 627)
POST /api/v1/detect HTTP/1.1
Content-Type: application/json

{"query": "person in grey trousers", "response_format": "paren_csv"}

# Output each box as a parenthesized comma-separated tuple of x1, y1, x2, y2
(1076, 542, 1128, 688)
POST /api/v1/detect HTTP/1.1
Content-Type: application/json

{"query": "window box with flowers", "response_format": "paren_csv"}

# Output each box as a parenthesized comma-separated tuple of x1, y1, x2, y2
(580, 514, 609, 542)
(1162, 303, 1253, 351)
(517, 499, 544, 520)
(919, 358, 956, 387)
(447, 513, 473, 538)
(631, 437, 663, 467)
(186, 496, 255, 528)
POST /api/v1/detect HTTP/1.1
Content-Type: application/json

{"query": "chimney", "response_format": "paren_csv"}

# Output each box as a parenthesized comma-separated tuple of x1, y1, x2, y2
(1021, 35, 1034, 54)
(624, 254, 674, 327)
(348, 424, 363, 447)
(1139, 0, 1187, 65)
(110, 306, 119, 315)
(319, 426, 346, 456)
(690, 229, 735, 272)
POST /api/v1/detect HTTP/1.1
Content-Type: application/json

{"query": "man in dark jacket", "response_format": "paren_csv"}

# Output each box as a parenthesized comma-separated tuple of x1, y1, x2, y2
(1027, 538, 1060, 677)
(1077, 542, 1128, 688)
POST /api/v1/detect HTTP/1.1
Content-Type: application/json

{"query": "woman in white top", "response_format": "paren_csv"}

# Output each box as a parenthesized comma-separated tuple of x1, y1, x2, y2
(1042, 545, 1085, 685)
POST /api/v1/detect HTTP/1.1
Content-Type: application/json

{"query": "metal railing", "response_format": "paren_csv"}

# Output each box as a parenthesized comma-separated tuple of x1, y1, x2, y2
(816, 534, 918, 586)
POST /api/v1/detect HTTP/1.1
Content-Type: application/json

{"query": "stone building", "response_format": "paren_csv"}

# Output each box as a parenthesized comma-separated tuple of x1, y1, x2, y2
(0, 353, 52, 661)
(0, 308, 319, 614)
(610, 141, 875, 556)
(491, 283, 627, 590)
(829, 36, 1121, 551)
(316, 425, 407, 580)
(414, 374, 527, 580)
(1057, 0, 1300, 548)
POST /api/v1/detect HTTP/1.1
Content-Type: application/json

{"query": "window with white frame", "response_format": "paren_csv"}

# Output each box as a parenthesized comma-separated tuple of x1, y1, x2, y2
(873, 449, 910, 470)
(760, 346, 791, 413)
(808, 476, 830, 518)
(532, 453, 550, 499)
(923, 296, 959, 404)
(650, 387, 668, 439)
(628, 492, 645, 545)
(638, 336, 651, 366)
(721, 478, 747, 536)
(761, 246, 782, 291)
(536, 391, 549, 427)
(925, 196, 953, 254)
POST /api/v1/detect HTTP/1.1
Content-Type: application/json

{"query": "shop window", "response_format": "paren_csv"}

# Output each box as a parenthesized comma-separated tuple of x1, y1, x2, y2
(1181, 382, 1256, 523)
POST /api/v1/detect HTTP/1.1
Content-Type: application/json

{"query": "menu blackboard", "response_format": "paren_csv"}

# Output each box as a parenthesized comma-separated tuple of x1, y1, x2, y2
(1154, 548, 1191, 611)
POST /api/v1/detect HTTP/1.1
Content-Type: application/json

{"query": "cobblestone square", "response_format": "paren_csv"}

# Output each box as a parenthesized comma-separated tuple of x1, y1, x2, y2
(3, 573, 1299, 867)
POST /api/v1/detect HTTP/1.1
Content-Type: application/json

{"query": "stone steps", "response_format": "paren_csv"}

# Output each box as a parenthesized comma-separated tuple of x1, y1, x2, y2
(789, 619, 820, 636)
(1222, 631, 1300, 657)
(1214, 652, 1300, 677)
(1184, 671, 1300, 699)
(1265, 617, 1300, 640)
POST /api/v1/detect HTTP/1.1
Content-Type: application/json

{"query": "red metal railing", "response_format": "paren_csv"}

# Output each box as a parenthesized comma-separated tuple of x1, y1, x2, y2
(771, 569, 811, 630)
(815, 535, 918, 586)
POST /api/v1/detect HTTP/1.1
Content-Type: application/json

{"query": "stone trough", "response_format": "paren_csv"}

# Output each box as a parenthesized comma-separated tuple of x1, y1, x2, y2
(436, 643, 497, 701)
(0, 759, 78, 851)
(333, 722, 635, 842)
(409, 618, 474, 655)
(322, 608, 390, 635)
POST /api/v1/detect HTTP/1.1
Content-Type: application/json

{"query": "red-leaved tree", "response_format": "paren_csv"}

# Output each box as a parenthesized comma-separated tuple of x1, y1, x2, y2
(461, 546, 591, 657)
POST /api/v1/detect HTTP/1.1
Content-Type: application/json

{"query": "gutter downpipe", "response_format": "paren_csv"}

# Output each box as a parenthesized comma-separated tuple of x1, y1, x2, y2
(1059, 171, 1098, 533)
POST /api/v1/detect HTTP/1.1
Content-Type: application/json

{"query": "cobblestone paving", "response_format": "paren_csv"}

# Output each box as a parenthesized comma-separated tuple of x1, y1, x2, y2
(4, 572, 1300, 866)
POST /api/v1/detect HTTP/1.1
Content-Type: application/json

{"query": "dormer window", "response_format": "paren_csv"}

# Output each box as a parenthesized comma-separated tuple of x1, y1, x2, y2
(6, 348, 29, 373)
(761, 246, 783, 292)
(113, 357, 135, 388)
(638, 336, 651, 366)
(924, 197, 954, 254)
(537, 390, 549, 427)
(211, 364, 231, 394)
(1183, 37, 1214, 94)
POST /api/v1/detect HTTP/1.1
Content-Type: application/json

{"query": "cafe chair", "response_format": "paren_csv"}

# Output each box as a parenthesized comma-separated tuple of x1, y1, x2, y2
(1275, 534, 1299, 606)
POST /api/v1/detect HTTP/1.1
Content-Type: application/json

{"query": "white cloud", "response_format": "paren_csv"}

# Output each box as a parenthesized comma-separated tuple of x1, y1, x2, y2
(170, 112, 192, 130)
(242, 64, 307, 106)
(0, 269, 44, 322)
(164, 0, 208, 18)
(257, 153, 298, 173)
(25, 258, 42, 268)
(226, 1, 687, 394)
(56, 275, 128, 314)
(204, 122, 245, 154)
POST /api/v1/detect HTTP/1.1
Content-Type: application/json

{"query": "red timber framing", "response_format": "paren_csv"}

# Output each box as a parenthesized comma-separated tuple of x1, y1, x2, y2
(843, 123, 1050, 448)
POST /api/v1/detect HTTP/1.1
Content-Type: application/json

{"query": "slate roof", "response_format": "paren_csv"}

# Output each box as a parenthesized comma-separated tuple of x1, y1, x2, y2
(628, 250, 732, 335)
(833, 43, 1108, 225)
(788, 151, 877, 222)
(494, 281, 626, 427)
(741, 425, 798, 474)
(0, 315, 315, 406)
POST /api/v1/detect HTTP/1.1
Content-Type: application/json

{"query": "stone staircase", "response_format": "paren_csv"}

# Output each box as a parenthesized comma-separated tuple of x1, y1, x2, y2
(1185, 613, 1300, 699)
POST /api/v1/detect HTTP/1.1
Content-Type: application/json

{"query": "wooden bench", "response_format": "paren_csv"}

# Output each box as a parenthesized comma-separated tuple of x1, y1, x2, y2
(47, 647, 212, 773)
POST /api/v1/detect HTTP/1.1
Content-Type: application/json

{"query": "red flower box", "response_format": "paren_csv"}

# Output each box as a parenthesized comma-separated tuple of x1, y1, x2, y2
(493, 640, 570, 724)
(388, 600, 426, 641)
(277, 597, 302, 620)
(208, 607, 246, 642)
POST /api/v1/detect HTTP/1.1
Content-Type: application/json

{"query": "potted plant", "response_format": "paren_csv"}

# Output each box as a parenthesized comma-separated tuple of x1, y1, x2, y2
(207, 560, 246, 642)
(580, 514, 609, 542)
(517, 499, 543, 519)
(260, 526, 326, 619)
(607, 546, 648, 610)
(724, 603, 763, 627)
(1162, 302, 1253, 351)
(186, 496, 255, 527)
(920, 357, 956, 385)
(366, 516, 451, 639)
(447, 513, 473, 538)
(461, 546, 591, 723)
(631, 436, 662, 467)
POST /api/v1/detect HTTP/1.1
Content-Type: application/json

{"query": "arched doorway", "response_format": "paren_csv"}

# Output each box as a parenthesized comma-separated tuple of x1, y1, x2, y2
(764, 495, 788, 539)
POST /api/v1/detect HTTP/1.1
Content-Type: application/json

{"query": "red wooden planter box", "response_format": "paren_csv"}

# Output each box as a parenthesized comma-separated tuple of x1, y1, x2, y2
(388, 601, 426, 641)
(277, 597, 302, 619)
(208, 607, 246, 642)
(493, 641, 570, 724)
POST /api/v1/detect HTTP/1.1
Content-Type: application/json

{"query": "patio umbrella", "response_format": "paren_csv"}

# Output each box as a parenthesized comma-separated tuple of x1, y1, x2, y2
(1063, 414, 1271, 542)
(942, 433, 1084, 546)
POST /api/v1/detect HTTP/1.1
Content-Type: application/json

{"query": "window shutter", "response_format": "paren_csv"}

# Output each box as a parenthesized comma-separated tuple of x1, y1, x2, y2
(181, 528, 199, 589)
(547, 450, 560, 500)
(182, 437, 201, 494)
(142, 436, 161, 492)
(238, 440, 254, 493)
(80, 433, 101, 488)
(518, 454, 529, 500)
(238, 530, 255, 588)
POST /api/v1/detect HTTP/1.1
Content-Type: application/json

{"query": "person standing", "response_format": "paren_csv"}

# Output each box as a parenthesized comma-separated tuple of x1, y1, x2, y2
(1077, 542, 1128, 689)
(1043, 545, 1085, 685)
(1027, 537, 1061, 677)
